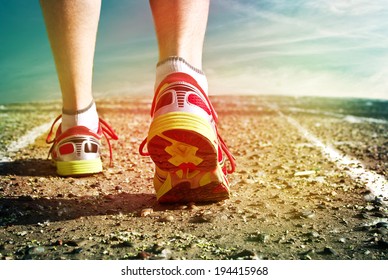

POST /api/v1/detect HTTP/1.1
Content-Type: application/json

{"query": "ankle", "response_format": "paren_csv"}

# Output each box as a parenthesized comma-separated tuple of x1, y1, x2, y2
(155, 56, 208, 94)
(61, 100, 99, 133)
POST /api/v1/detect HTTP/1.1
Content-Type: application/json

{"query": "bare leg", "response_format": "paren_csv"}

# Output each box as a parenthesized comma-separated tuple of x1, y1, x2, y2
(149, 0, 210, 69)
(40, 0, 101, 112)
(143, 0, 235, 204)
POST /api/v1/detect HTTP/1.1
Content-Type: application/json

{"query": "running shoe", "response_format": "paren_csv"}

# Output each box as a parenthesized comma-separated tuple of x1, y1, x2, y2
(46, 115, 118, 176)
(140, 72, 236, 203)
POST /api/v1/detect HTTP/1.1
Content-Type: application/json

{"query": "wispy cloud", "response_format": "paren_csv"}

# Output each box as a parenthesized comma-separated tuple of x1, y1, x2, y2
(204, 0, 388, 99)
(307, 0, 386, 16)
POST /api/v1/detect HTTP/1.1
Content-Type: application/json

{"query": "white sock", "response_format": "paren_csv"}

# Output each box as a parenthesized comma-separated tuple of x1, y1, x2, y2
(61, 101, 99, 133)
(155, 56, 208, 95)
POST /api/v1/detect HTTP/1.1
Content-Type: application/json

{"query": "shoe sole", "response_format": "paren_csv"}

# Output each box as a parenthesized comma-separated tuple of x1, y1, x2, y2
(147, 112, 218, 171)
(147, 112, 229, 202)
(56, 158, 102, 176)
(158, 180, 229, 204)
(155, 165, 230, 203)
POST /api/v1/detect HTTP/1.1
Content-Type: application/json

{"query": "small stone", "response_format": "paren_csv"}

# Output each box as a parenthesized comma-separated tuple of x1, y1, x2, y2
(338, 238, 346, 244)
(300, 210, 315, 219)
(365, 205, 374, 211)
(248, 232, 270, 243)
(159, 249, 172, 260)
(28, 246, 45, 255)
(220, 214, 229, 221)
(257, 233, 270, 243)
(140, 208, 153, 217)
(308, 231, 320, 238)
(188, 203, 199, 210)
(160, 215, 174, 223)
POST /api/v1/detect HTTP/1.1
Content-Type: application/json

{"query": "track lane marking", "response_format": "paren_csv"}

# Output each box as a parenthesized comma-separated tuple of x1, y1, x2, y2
(287, 107, 388, 124)
(0, 121, 53, 162)
(269, 103, 388, 204)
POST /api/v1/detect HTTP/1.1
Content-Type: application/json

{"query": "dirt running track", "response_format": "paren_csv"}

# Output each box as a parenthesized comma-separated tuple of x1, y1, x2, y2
(0, 95, 387, 260)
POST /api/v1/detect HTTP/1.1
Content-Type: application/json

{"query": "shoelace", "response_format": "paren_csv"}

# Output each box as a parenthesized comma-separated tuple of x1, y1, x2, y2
(218, 135, 236, 174)
(46, 115, 119, 167)
(99, 118, 119, 167)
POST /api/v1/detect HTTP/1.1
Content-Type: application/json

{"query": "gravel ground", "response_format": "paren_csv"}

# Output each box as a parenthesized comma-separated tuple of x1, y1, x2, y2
(0, 95, 387, 260)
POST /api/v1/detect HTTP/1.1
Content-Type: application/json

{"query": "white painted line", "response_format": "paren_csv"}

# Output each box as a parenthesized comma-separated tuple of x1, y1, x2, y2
(0, 120, 53, 162)
(271, 104, 388, 204)
(288, 107, 388, 124)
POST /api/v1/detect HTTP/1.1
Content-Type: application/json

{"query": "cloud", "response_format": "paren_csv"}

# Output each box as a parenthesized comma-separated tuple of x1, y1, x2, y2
(307, 0, 386, 16)
(203, 0, 388, 99)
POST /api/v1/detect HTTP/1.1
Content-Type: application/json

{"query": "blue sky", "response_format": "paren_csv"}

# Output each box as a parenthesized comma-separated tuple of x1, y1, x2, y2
(1, 0, 388, 104)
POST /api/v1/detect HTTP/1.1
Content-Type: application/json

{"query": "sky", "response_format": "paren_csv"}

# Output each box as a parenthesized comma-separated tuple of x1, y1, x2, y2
(1, 0, 388, 104)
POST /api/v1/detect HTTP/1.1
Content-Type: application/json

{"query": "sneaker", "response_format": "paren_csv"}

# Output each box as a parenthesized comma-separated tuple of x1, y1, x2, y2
(46, 115, 118, 176)
(140, 72, 235, 203)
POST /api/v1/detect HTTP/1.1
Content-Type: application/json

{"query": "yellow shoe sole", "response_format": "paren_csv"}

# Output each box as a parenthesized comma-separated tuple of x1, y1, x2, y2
(56, 158, 102, 176)
(147, 112, 218, 172)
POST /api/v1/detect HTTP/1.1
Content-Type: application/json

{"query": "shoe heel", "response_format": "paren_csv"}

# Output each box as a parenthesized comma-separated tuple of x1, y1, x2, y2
(56, 158, 102, 176)
(147, 112, 218, 172)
